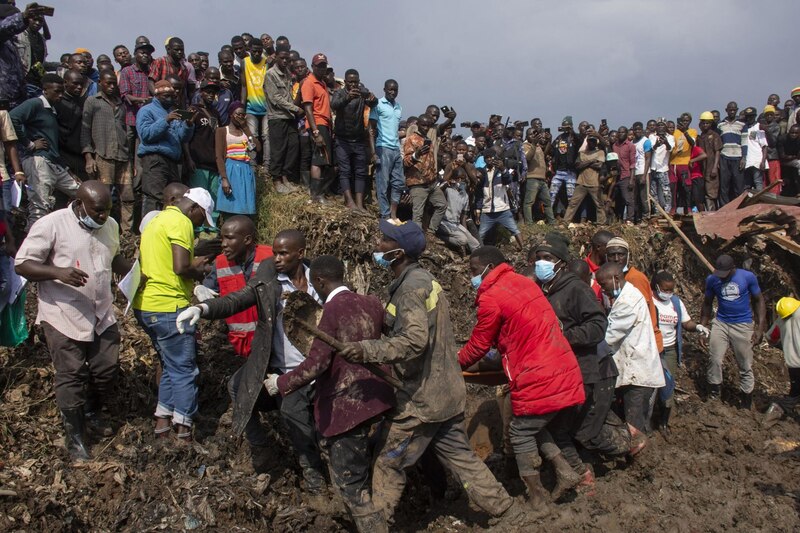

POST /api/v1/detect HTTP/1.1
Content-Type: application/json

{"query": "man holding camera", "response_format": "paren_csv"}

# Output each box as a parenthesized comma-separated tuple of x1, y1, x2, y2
(403, 114, 446, 234)
(550, 116, 580, 215)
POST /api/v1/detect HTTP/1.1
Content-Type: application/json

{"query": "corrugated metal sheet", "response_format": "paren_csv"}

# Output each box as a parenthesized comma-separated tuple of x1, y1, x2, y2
(693, 193, 800, 241)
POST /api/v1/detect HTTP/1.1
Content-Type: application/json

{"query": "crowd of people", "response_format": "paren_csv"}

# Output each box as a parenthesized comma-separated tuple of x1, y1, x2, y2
(1, 4, 799, 531)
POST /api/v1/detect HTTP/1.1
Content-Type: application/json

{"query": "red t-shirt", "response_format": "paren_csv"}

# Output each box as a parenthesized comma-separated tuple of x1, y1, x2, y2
(689, 145, 705, 180)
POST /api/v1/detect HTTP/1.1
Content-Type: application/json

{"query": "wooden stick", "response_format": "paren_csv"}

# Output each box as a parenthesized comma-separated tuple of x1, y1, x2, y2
(293, 317, 404, 389)
(738, 180, 783, 209)
(650, 195, 714, 272)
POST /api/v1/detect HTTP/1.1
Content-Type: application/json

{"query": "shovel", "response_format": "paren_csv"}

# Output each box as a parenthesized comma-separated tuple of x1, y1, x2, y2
(282, 291, 403, 389)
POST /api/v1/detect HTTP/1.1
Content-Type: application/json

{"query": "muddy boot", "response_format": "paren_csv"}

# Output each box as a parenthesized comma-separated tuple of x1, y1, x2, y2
(520, 473, 551, 519)
(739, 392, 753, 410)
(302, 467, 327, 495)
(352, 509, 388, 533)
(84, 397, 113, 438)
(707, 383, 721, 402)
(627, 423, 648, 457)
(762, 403, 785, 428)
(659, 407, 672, 439)
(250, 444, 270, 473)
(61, 408, 91, 462)
(550, 453, 582, 501)
(575, 464, 596, 497)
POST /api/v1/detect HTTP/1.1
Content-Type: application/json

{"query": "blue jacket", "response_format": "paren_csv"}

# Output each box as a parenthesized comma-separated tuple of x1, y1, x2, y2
(0, 12, 27, 108)
(136, 98, 194, 161)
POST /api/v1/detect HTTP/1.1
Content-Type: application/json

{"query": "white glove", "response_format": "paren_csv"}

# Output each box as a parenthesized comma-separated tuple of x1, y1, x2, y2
(696, 324, 711, 338)
(193, 285, 219, 303)
(263, 374, 279, 396)
(176, 306, 202, 334)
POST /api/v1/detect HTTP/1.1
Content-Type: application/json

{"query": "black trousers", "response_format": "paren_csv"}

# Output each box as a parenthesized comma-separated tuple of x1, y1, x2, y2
(268, 118, 299, 179)
(227, 366, 324, 472)
(335, 138, 369, 194)
(140, 153, 180, 217)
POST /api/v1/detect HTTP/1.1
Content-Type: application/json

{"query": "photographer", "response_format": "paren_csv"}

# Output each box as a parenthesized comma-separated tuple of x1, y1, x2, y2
(550, 116, 580, 215)
(648, 119, 674, 212)
(403, 114, 446, 234)
(330, 68, 377, 212)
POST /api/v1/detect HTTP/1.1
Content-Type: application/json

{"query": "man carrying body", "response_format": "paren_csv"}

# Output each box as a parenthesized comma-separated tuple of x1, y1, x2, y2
(177, 229, 328, 492)
(136, 80, 194, 218)
(15, 182, 131, 461)
(81, 71, 130, 230)
(605, 237, 664, 354)
(10, 73, 80, 230)
(458, 245, 585, 516)
(264, 255, 394, 532)
(337, 221, 525, 525)
(699, 254, 766, 409)
(403, 114, 446, 234)
(595, 262, 663, 451)
(196, 216, 273, 358)
(529, 235, 632, 496)
(369, 79, 404, 219)
(134, 188, 215, 442)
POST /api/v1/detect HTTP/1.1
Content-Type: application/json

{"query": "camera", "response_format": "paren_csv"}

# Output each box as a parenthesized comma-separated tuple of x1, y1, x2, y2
(460, 121, 472, 128)
(441, 106, 451, 114)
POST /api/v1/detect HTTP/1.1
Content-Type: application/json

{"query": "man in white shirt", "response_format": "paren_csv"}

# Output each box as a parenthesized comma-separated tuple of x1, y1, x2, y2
(741, 107, 768, 192)
(596, 261, 664, 454)
(648, 119, 674, 212)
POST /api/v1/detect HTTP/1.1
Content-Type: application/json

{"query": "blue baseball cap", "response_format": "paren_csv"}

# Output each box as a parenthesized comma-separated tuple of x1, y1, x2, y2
(379, 219, 426, 259)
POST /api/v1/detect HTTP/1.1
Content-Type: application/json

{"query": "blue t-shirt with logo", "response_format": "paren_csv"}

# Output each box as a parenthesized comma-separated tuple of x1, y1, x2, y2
(705, 269, 761, 324)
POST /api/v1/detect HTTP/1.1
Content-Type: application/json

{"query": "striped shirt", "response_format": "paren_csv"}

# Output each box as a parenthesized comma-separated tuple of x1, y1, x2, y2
(719, 119, 744, 159)
(225, 126, 249, 162)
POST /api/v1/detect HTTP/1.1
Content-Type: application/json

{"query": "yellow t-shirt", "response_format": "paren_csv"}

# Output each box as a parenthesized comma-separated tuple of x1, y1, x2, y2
(133, 206, 195, 312)
(670, 128, 698, 166)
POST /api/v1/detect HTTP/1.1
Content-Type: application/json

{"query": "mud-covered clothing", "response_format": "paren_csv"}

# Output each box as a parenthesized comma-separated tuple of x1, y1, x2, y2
(541, 272, 608, 385)
(357, 264, 465, 424)
(458, 263, 585, 416)
(371, 413, 513, 520)
(276, 288, 394, 438)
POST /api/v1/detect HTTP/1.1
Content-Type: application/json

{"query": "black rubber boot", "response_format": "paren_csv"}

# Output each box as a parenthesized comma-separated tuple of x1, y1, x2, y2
(84, 396, 113, 438)
(61, 408, 91, 461)
(521, 472, 551, 519)
(707, 383, 721, 401)
(659, 407, 672, 438)
(740, 392, 753, 410)
(550, 453, 581, 501)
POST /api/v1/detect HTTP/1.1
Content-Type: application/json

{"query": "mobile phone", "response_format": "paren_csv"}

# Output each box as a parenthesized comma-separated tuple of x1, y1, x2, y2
(517, 120, 530, 128)
(175, 109, 194, 120)
(544, 128, 551, 133)
(423, 139, 432, 147)
(441, 106, 451, 114)
(460, 121, 471, 128)
(456, 154, 465, 162)
(39, 5, 55, 16)
(601, 118, 607, 126)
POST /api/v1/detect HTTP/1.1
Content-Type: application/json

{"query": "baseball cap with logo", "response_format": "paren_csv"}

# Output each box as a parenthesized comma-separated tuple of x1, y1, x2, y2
(713, 254, 736, 278)
(184, 188, 216, 227)
(311, 53, 328, 66)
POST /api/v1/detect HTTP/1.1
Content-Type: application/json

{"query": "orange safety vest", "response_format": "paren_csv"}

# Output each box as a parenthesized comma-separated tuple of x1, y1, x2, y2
(215, 245, 274, 357)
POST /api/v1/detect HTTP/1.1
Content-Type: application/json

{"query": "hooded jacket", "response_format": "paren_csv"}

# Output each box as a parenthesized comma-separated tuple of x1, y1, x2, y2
(459, 263, 585, 416)
(541, 271, 608, 384)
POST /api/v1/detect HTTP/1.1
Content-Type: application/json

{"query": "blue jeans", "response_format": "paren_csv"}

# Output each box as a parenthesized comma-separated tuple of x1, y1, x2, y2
(375, 146, 405, 219)
(650, 171, 671, 210)
(135, 309, 199, 427)
(549, 170, 576, 205)
(479, 210, 520, 241)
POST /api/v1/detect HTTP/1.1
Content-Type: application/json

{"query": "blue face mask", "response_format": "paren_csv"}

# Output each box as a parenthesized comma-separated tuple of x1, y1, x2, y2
(79, 204, 105, 230)
(535, 260, 557, 283)
(471, 264, 491, 290)
(373, 248, 402, 269)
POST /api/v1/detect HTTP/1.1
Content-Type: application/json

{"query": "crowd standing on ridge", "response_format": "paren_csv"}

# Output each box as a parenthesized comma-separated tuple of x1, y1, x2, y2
(1, 5, 799, 531)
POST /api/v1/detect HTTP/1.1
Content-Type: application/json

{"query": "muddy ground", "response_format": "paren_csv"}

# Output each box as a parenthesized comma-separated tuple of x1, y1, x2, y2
(1, 194, 799, 532)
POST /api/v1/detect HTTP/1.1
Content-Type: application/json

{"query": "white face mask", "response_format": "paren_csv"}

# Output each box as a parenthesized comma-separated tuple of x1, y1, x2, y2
(656, 288, 674, 301)
(79, 204, 105, 230)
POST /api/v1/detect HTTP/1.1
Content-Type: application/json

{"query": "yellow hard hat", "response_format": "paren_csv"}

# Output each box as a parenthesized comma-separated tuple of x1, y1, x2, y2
(763, 105, 776, 114)
(699, 111, 714, 121)
(776, 297, 800, 320)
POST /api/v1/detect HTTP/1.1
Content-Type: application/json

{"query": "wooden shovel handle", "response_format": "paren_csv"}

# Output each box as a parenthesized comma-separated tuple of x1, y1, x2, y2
(295, 318, 403, 389)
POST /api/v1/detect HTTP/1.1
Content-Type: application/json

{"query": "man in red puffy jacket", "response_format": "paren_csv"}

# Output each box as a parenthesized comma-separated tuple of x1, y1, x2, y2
(459, 246, 585, 518)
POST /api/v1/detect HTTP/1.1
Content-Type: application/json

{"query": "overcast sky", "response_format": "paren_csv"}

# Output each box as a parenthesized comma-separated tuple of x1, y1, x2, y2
(48, 0, 797, 133)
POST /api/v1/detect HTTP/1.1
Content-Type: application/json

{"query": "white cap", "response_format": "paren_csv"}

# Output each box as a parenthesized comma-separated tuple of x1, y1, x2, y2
(184, 188, 215, 227)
